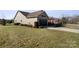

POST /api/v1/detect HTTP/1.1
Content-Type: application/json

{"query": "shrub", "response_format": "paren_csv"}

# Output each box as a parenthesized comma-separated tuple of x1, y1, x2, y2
(1, 19, 6, 25)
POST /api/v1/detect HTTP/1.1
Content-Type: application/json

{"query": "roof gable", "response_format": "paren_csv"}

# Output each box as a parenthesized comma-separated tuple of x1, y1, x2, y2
(14, 11, 29, 20)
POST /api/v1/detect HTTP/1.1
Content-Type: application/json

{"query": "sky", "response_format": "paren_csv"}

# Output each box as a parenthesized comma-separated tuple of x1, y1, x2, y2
(0, 10, 79, 19)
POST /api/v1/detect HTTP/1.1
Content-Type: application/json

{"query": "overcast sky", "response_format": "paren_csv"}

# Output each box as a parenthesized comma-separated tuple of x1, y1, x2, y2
(0, 10, 79, 19)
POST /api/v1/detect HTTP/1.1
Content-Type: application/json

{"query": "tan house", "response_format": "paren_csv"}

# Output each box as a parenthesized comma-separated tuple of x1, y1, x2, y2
(14, 10, 49, 28)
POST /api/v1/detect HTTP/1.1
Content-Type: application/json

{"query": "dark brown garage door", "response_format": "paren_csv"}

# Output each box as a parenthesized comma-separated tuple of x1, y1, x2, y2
(34, 22, 39, 28)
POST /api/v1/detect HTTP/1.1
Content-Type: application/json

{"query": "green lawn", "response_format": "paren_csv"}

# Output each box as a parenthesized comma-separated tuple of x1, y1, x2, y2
(0, 26, 79, 48)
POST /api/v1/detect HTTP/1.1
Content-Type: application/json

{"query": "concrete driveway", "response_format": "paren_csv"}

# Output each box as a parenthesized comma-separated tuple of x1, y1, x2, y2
(47, 27, 79, 33)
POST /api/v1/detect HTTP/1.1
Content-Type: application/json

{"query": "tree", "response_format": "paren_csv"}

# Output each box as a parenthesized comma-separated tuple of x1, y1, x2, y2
(61, 17, 68, 24)
(1, 12, 6, 25)
(1, 19, 6, 25)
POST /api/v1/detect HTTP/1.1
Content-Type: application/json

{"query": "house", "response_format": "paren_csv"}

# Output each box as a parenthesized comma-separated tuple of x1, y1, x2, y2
(14, 10, 49, 28)
(67, 16, 79, 24)
(48, 17, 62, 27)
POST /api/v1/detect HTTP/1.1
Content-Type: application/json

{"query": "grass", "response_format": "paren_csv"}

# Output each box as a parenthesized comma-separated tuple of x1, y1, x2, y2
(0, 25, 79, 48)
(65, 24, 79, 29)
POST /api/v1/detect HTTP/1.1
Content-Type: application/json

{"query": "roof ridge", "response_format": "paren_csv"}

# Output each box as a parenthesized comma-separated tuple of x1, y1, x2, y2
(30, 10, 44, 13)
(18, 10, 45, 18)
(19, 11, 29, 13)
(27, 10, 45, 18)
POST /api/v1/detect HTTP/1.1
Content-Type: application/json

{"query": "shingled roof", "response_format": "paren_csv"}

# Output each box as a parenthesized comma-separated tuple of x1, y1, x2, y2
(19, 10, 45, 18)
(27, 10, 45, 18)
(19, 11, 30, 17)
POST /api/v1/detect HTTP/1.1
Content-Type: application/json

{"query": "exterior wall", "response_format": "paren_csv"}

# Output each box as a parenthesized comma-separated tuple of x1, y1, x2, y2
(14, 12, 37, 26)
(14, 12, 23, 23)
(38, 13, 48, 26)
(24, 18, 37, 27)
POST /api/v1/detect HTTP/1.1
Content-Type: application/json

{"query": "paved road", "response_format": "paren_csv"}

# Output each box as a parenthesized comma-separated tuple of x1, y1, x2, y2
(47, 27, 79, 33)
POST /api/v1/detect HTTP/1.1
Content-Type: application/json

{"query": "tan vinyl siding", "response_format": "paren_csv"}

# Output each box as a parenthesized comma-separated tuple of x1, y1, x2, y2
(14, 12, 37, 26)
(22, 18, 37, 26)
(14, 12, 25, 23)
